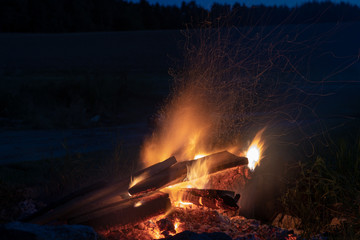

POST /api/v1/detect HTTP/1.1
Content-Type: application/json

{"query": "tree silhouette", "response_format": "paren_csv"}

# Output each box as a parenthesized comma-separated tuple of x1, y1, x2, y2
(0, 0, 359, 32)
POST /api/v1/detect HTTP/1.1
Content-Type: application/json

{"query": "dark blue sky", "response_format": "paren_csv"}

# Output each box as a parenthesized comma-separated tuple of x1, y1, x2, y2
(128, 0, 360, 9)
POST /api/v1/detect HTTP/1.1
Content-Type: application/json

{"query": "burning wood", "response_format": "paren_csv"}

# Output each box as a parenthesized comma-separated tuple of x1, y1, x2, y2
(25, 157, 177, 225)
(128, 151, 248, 195)
(156, 218, 176, 238)
(130, 156, 177, 188)
(25, 151, 249, 231)
(26, 179, 130, 225)
(69, 191, 171, 228)
(176, 188, 240, 211)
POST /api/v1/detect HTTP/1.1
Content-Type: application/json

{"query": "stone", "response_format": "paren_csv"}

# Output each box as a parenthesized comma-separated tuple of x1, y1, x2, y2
(329, 217, 346, 229)
(272, 213, 302, 234)
(1, 221, 98, 240)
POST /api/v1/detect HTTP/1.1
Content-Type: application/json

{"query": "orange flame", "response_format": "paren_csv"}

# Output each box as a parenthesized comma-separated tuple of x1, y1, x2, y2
(246, 128, 265, 171)
(134, 201, 143, 207)
(129, 172, 149, 189)
(140, 101, 212, 167)
(186, 155, 210, 189)
(194, 154, 206, 159)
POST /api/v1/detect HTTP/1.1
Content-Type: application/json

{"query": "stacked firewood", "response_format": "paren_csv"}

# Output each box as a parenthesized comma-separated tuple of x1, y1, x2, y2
(24, 151, 249, 231)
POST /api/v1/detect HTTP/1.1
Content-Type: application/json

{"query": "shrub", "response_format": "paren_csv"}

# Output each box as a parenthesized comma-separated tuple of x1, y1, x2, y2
(280, 132, 360, 239)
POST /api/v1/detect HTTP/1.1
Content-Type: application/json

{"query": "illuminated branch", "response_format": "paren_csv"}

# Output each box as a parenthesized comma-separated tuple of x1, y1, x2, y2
(128, 151, 248, 195)
(178, 188, 240, 211)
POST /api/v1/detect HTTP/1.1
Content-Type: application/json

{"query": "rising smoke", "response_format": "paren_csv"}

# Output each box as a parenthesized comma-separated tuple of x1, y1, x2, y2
(140, 19, 337, 167)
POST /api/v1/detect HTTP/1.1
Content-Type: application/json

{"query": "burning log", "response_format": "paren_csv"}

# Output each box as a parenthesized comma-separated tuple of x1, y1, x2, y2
(25, 179, 130, 225)
(69, 191, 171, 228)
(25, 157, 176, 225)
(25, 153, 246, 229)
(177, 188, 240, 211)
(128, 151, 248, 195)
(130, 156, 177, 187)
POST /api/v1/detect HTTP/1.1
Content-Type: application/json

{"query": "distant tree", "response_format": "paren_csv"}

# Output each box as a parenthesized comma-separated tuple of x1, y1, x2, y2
(210, 3, 231, 24)
(0, 0, 359, 32)
(91, 0, 117, 31)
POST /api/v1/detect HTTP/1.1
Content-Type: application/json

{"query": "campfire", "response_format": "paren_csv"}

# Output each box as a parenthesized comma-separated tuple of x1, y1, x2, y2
(118, 148, 256, 239)
(24, 133, 268, 239)
(85, 149, 256, 239)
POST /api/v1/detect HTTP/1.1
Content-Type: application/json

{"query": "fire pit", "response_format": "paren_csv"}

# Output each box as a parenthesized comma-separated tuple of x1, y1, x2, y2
(65, 151, 250, 228)
(24, 133, 295, 240)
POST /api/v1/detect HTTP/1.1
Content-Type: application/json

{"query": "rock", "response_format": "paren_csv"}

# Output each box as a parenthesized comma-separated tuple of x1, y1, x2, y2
(18, 199, 37, 218)
(90, 115, 100, 123)
(272, 213, 302, 234)
(1, 222, 98, 240)
(329, 217, 346, 228)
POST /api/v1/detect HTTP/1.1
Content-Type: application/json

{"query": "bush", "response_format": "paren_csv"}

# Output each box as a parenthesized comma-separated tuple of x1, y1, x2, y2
(280, 132, 360, 239)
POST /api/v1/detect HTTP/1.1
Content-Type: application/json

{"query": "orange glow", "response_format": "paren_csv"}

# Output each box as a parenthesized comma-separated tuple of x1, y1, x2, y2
(145, 217, 184, 239)
(194, 154, 206, 159)
(179, 201, 193, 206)
(162, 184, 195, 209)
(174, 221, 179, 231)
(186, 156, 209, 189)
(171, 200, 194, 209)
(138, 68, 231, 168)
(247, 146, 260, 170)
(129, 172, 149, 188)
(134, 201, 143, 207)
(246, 128, 265, 171)
(150, 226, 162, 239)
(173, 218, 184, 233)
(140, 101, 213, 167)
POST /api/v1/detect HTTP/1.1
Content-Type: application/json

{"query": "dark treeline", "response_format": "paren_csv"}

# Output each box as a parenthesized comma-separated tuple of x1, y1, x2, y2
(0, 0, 359, 32)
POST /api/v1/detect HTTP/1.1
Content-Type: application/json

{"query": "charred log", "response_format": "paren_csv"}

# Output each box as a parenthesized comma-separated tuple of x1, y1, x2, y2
(26, 179, 131, 225)
(69, 191, 171, 228)
(177, 188, 240, 211)
(128, 151, 248, 195)
(131, 156, 177, 184)
(25, 157, 177, 225)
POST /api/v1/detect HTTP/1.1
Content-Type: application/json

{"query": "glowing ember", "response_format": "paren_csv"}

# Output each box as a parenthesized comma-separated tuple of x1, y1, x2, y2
(174, 221, 179, 231)
(134, 201, 143, 207)
(178, 201, 193, 207)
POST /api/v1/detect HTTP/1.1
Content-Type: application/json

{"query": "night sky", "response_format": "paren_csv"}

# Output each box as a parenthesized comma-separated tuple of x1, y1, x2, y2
(128, 0, 360, 9)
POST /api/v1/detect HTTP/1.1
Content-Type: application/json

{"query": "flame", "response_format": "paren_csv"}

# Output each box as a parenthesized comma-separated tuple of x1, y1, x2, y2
(177, 201, 193, 207)
(134, 201, 143, 207)
(186, 156, 209, 189)
(194, 154, 206, 159)
(149, 220, 163, 239)
(246, 128, 265, 171)
(174, 219, 180, 231)
(140, 101, 213, 167)
(247, 146, 260, 170)
(129, 172, 150, 189)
